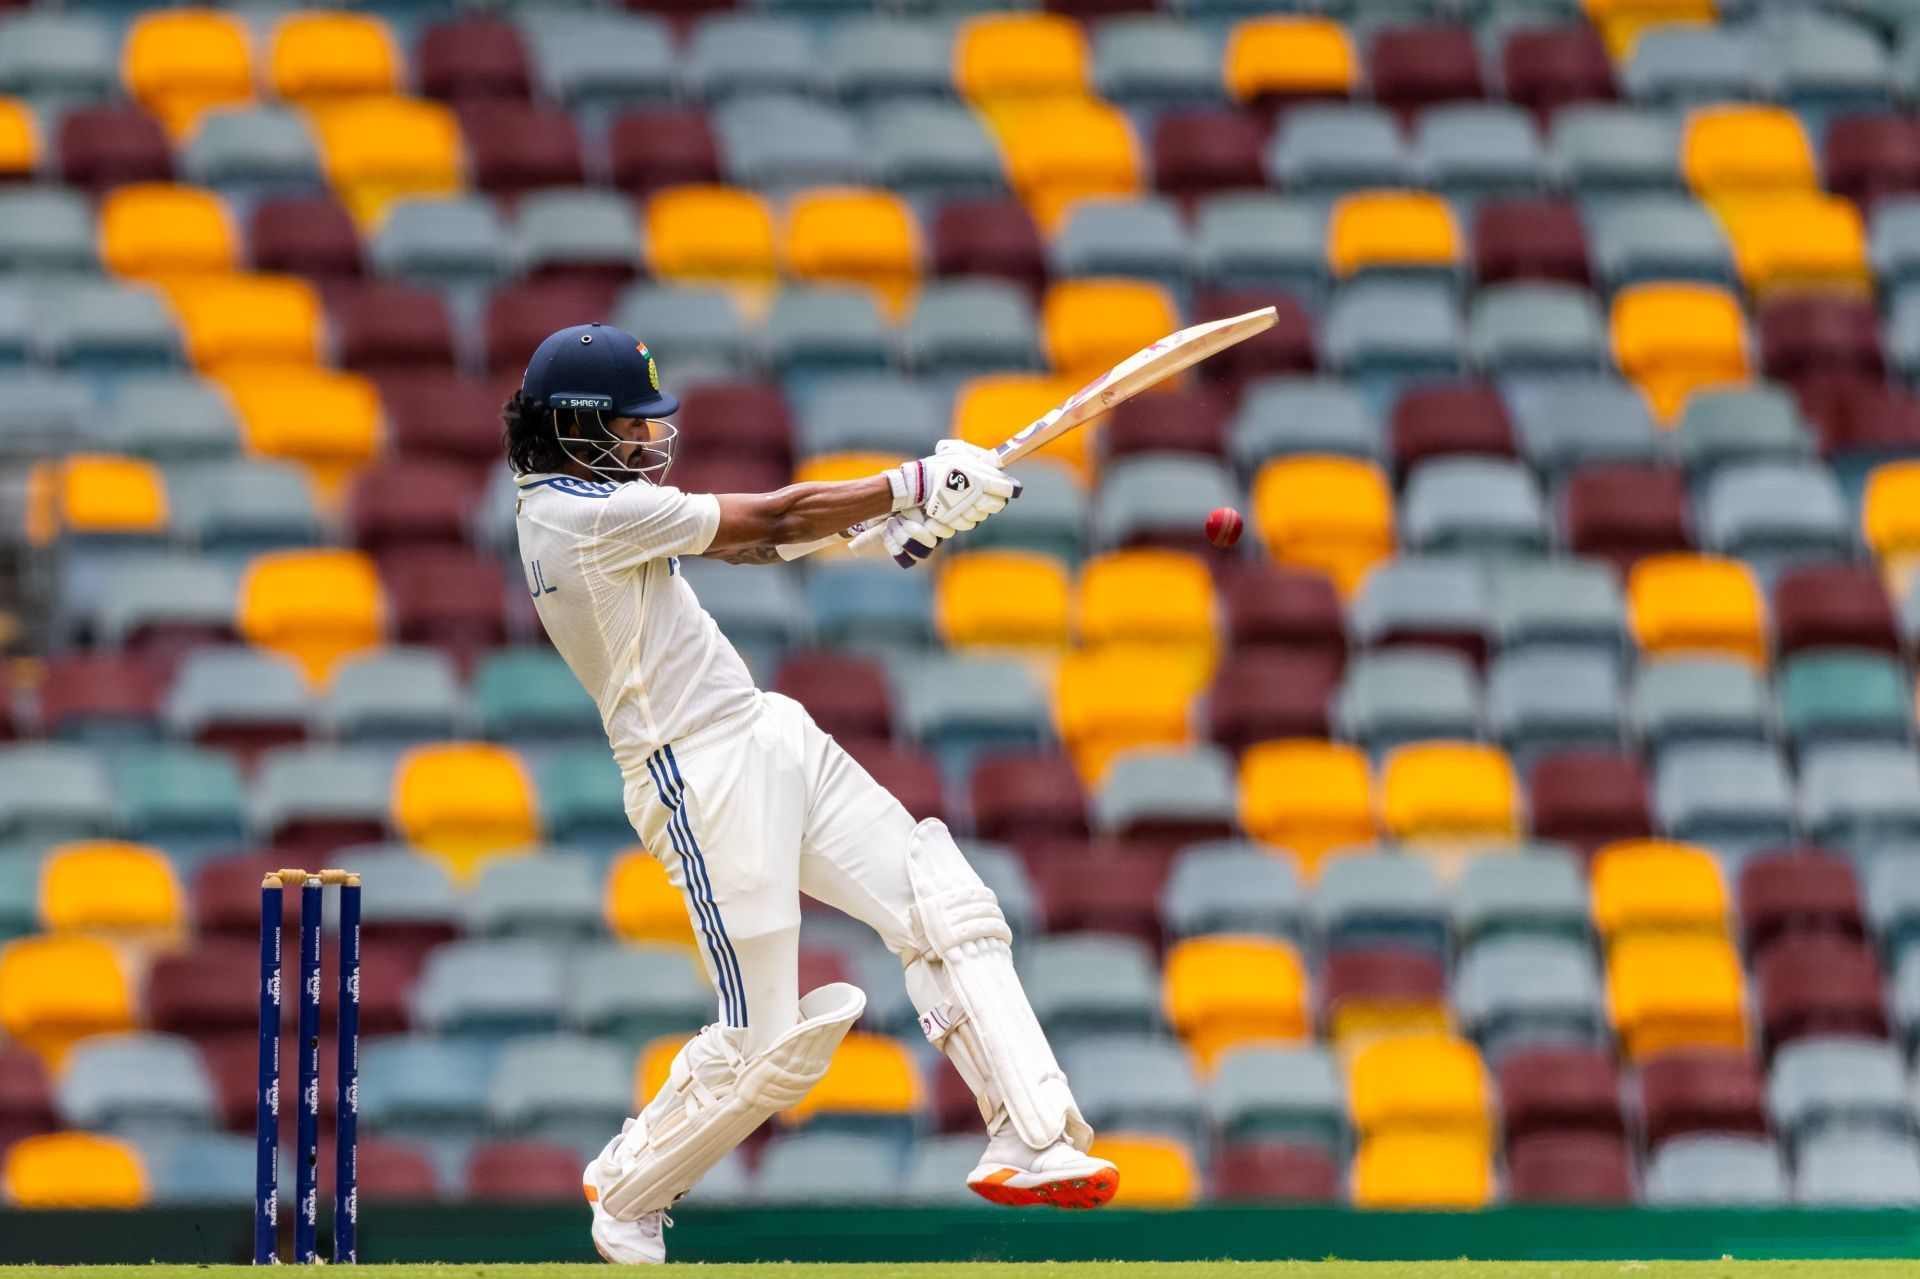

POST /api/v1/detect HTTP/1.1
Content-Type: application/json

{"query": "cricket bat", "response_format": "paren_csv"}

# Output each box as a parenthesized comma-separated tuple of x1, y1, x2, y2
(776, 305, 1279, 560)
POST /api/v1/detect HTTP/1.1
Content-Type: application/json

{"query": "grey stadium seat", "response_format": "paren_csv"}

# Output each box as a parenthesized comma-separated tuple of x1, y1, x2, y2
(678, 558, 804, 673)
(540, 748, 630, 857)
(1767, 12, 1891, 114)
(476, 647, 603, 744)
(1317, 851, 1449, 959)
(36, 280, 181, 374)
(763, 286, 890, 376)
(374, 196, 512, 285)
(251, 744, 390, 843)
(0, 374, 92, 457)
(963, 841, 1038, 946)
(1455, 935, 1608, 1060)
(1208, 1043, 1347, 1151)
(1645, 1135, 1790, 1205)
(1323, 281, 1465, 390)
(959, 464, 1086, 564)
(1875, 865, 1920, 966)
(169, 460, 322, 555)
(1624, 26, 1762, 105)
(1452, 846, 1591, 945)
(1413, 104, 1547, 200)
(0, 188, 96, 275)
(1587, 195, 1736, 288)
(903, 280, 1041, 375)
(1894, 948, 1920, 1053)
(1486, 649, 1626, 760)
(0, 12, 117, 104)
(179, 107, 323, 194)
(1507, 377, 1663, 477)
(572, 942, 712, 1046)
(1268, 105, 1408, 194)
(1094, 454, 1239, 549)
(520, 13, 677, 110)
(94, 556, 237, 649)
(95, 375, 240, 462)
(1800, 744, 1920, 850)
(1092, 16, 1222, 109)
(1487, 558, 1627, 657)
(0, 291, 25, 370)
(1401, 458, 1548, 557)
(1468, 282, 1607, 375)
(1632, 657, 1773, 754)
(1548, 105, 1682, 194)
(1051, 197, 1189, 291)
(1229, 376, 1383, 472)
(1795, 1132, 1920, 1206)
(613, 284, 753, 381)
(891, 655, 1049, 773)
(1060, 1036, 1207, 1148)
(905, 1134, 992, 1205)
(1192, 194, 1327, 296)
(515, 189, 642, 281)
(1700, 461, 1853, 568)
(1884, 289, 1920, 380)
(688, 18, 820, 101)
(719, 96, 868, 190)
(1779, 652, 1911, 747)
(115, 744, 246, 854)
(1674, 384, 1816, 477)
(136, 1133, 254, 1205)
(1092, 745, 1238, 835)
(488, 1035, 633, 1150)
(1768, 1037, 1914, 1149)
(1349, 557, 1492, 653)
(797, 375, 943, 458)
(1871, 198, 1920, 293)
(1022, 933, 1162, 1037)
(867, 103, 1004, 198)
(359, 1038, 492, 1140)
(57, 1033, 216, 1135)
(1336, 647, 1483, 753)
(753, 1133, 903, 1204)
(325, 648, 465, 745)
(0, 744, 116, 843)
(804, 563, 936, 655)
(414, 939, 570, 1039)
(347, 849, 465, 941)
(824, 19, 952, 104)
(1655, 742, 1798, 855)
(1162, 841, 1312, 946)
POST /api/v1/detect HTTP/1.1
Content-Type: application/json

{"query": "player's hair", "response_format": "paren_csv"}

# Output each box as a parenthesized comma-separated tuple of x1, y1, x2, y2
(502, 389, 568, 476)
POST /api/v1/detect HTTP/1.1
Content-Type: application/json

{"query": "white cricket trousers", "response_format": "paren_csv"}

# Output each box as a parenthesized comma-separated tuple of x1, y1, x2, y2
(622, 690, 920, 1055)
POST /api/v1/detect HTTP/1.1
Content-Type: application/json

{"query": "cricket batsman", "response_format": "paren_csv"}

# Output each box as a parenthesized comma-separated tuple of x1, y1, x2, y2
(505, 323, 1119, 1264)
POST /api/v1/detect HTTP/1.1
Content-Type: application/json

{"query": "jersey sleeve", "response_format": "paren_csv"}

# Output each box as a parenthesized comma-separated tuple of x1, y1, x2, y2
(586, 482, 721, 567)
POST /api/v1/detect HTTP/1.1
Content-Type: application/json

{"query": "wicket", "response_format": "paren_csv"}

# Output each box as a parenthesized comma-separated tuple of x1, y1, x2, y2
(255, 869, 361, 1266)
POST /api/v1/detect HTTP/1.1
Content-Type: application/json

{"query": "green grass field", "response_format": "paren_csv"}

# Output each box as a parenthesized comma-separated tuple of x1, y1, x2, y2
(5, 1265, 1920, 1279)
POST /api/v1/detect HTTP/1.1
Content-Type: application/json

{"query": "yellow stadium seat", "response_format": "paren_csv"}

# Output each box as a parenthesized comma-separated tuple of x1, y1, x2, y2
(1224, 17, 1357, 104)
(604, 849, 697, 948)
(952, 375, 1090, 481)
(1250, 456, 1394, 596)
(782, 1032, 921, 1125)
(1327, 983, 1451, 1049)
(1683, 105, 1816, 199)
(938, 551, 1072, 651)
(99, 183, 237, 282)
(1055, 647, 1203, 781)
(1087, 1133, 1197, 1207)
(218, 366, 379, 495)
(783, 189, 920, 316)
(124, 9, 253, 138)
(308, 96, 463, 226)
(954, 13, 1089, 104)
(392, 743, 539, 882)
(1608, 933, 1748, 1058)
(647, 186, 778, 284)
(791, 451, 903, 487)
(0, 98, 35, 179)
(170, 275, 323, 375)
(1163, 935, 1310, 1068)
(1239, 739, 1374, 868)
(635, 1032, 683, 1106)
(1347, 1033, 1490, 1136)
(238, 549, 385, 683)
(46, 455, 168, 539)
(1327, 191, 1460, 278)
(39, 840, 183, 938)
(0, 936, 134, 1065)
(991, 100, 1140, 230)
(3, 1132, 146, 1208)
(1627, 552, 1767, 666)
(1352, 1131, 1492, 1208)
(1590, 838, 1727, 941)
(1863, 461, 1920, 575)
(1610, 282, 1750, 420)
(1378, 742, 1520, 845)
(1076, 549, 1217, 682)
(1583, 0, 1717, 58)
(1717, 193, 1870, 297)
(1042, 280, 1178, 384)
(269, 11, 401, 106)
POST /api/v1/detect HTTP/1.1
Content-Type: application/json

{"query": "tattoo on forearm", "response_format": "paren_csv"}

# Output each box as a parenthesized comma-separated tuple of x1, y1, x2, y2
(709, 546, 783, 564)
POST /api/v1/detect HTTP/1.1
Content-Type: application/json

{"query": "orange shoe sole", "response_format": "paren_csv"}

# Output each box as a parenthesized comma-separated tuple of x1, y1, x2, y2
(968, 1163, 1119, 1210)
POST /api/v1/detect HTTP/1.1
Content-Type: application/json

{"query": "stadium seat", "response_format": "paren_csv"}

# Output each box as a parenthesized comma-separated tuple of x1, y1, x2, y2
(1682, 105, 1817, 198)
(1457, 937, 1608, 1060)
(268, 12, 401, 107)
(1757, 937, 1889, 1052)
(1502, 27, 1615, 121)
(1628, 554, 1768, 666)
(237, 550, 384, 684)
(1486, 651, 1624, 761)
(0, 745, 116, 845)
(1674, 384, 1816, 479)
(1250, 456, 1393, 595)
(1163, 935, 1309, 1067)
(1528, 752, 1652, 854)
(39, 840, 183, 939)
(1454, 849, 1591, 949)
(937, 552, 1071, 652)
(783, 1031, 921, 1135)
(1796, 1131, 1920, 1206)
(1720, 194, 1871, 297)
(1645, 1134, 1789, 1205)
(57, 1032, 215, 1135)
(3, 1131, 145, 1207)
(1239, 739, 1375, 866)
(1506, 1132, 1633, 1204)
(0, 13, 116, 107)
(99, 184, 236, 282)
(417, 18, 532, 104)
(1026, 934, 1163, 1037)
(170, 276, 325, 378)
(1336, 649, 1480, 754)
(604, 850, 697, 950)
(1327, 191, 1459, 280)
(992, 99, 1140, 229)
(0, 935, 133, 1065)
(1610, 282, 1750, 420)
(58, 106, 172, 194)
(123, 10, 252, 139)
(1368, 25, 1484, 117)
(783, 190, 919, 316)
(466, 1140, 588, 1203)
(1379, 743, 1520, 846)
(1829, 116, 1920, 212)
(307, 96, 464, 226)
(392, 744, 539, 882)
(1590, 838, 1727, 941)
(1224, 17, 1355, 112)
(1608, 935, 1748, 1058)
(522, 14, 675, 113)
(488, 1034, 630, 1150)
(1351, 1131, 1491, 1206)
(954, 13, 1087, 104)
(1495, 564, 1622, 660)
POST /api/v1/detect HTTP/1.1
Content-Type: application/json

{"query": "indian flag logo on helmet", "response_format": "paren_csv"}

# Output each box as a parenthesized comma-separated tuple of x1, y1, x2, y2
(637, 342, 659, 391)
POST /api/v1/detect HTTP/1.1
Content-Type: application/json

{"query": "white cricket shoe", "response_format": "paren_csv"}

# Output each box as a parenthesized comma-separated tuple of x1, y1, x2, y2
(966, 1129, 1119, 1210)
(583, 1134, 670, 1265)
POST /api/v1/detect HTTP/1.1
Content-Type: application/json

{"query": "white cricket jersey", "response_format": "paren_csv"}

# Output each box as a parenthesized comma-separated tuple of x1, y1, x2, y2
(513, 472, 758, 771)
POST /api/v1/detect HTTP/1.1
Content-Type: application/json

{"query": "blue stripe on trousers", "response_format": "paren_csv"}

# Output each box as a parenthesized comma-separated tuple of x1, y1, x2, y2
(663, 744, 747, 1027)
(646, 750, 742, 1026)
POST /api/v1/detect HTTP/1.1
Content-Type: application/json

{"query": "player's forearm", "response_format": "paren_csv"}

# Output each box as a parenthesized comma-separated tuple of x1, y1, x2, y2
(707, 478, 894, 553)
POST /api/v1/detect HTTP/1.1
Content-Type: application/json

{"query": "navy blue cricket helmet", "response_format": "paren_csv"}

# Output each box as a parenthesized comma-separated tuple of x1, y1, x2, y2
(518, 322, 680, 482)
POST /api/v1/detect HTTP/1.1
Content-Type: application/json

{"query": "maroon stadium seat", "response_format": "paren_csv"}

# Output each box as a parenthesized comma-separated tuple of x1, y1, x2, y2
(146, 941, 259, 1043)
(932, 200, 1047, 298)
(1390, 382, 1519, 470)
(1757, 935, 1888, 1053)
(328, 281, 458, 374)
(970, 752, 1089, 846)
(1104, 386, 1231, 460)
(608, 111, 723, 195)
(1368, 27, 1484, 118)
(1151, 111, 1267, 205)
(1639, 1049, 1769, 1148)
(458, 101, 587, 196)
(249, 196, 363, 281)
(486, 280, 619, 376)
(798, 944, 855, 992)
(1208, 649, 1338, 755)
(1527, 751, 1652, 857)
(1472, 200, 1591, 287)
(1496, 1047, 1624, 1144)
(58, 106, 172, 192)
(933, 1057, 980, 1132)
(772, 651, 892, 749)
(194, 853, 289, 941)
(382, 548, 511, 672)
(350, 460, 481, 557)
(842, 743, 946, 823)
(1738, 850, 1865, 958)
(1562, 463, 1693, 571)
(0, 1044, 56, 1155)
(1035, 857, 1167, 946)
(1771, 565, 1899, 656)
(1216, 563, 1346, 664)
(1506, 1132, 1633, 1203)
(418, 18, 533, 103)
(202, 1035, 266, 1131)
(1101, 799, 1234, 864)
(624, 0, 737, 25)
(38, 653, 167, 742)
(1500, 28, 1615, 121)
(671, 454, 791, 494)
(1824, 115, 1920, 211)
(1796, 376, 1920, 459)
(1320, 950, 1448, 1031)
(1193, 290, 1316, 387)
(673, 381, 794, 475)
(1759, 295, 1885, 383)
(323, 1136, 439, 1200)
(1209, 1143, 1341, 1201)
(1046, 0, 1155, 17)
(375, 371, 508, 477)
(466, 1140, 584, 1201)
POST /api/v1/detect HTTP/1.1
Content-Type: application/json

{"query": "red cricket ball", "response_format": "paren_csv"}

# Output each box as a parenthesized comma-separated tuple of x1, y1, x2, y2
(1206, 506, 1243, 549)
